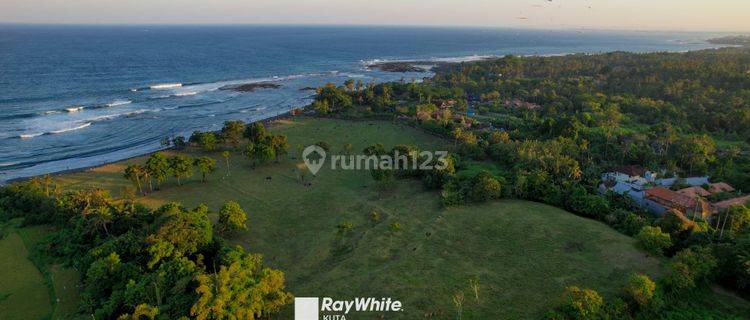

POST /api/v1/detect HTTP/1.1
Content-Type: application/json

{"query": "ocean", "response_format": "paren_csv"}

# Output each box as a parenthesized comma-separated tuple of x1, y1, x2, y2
(0, 25, 725, 182)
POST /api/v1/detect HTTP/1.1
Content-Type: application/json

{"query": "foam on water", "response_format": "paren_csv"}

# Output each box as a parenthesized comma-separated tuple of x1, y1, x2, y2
(106, 100, 132, 107)
(150, 83, 183, 90)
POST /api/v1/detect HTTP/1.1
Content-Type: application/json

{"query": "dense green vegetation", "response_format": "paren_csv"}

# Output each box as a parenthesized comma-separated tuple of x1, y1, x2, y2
(0, 173, 292, 318)
(307, 47, 750, 318)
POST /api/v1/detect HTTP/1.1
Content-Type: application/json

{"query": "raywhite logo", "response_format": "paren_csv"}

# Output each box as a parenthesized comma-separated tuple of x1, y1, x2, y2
(295, 297, 403, 320)
(295, 297, 320, 320)
(302, 145, 327, 175)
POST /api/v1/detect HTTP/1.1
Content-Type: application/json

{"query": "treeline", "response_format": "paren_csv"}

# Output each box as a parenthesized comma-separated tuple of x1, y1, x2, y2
(125, 121, 289, 194)
(0, 179, 291, 319)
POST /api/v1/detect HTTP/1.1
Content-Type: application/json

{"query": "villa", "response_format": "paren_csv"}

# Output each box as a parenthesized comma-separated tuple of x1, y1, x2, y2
(599, 165, 744, 217)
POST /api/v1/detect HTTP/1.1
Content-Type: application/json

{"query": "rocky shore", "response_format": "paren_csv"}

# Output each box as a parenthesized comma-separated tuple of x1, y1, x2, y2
(219, 82, 282, 92)
(367, 61, 435, 72)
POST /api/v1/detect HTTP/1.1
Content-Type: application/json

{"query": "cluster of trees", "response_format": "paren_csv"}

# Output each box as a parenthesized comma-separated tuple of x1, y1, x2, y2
(242, 122, 289, 167)
(0, 179, 291, 319)
(124, 152, 217, 193)
(126, 121, 290, 193)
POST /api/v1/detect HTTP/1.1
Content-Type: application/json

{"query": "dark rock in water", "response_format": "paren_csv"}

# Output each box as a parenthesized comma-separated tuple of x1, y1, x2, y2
(300, 86, 318, 91)
(368, 62, 430, 72)
(708, 35, 750, 46)
(220, 82, 282, 92)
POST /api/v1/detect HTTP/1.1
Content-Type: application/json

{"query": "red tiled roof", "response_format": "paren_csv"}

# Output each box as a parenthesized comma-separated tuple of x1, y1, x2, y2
(677, 186, 711, 198)
(610, 165, 646, 177)
(646, 187, 697, 209)
(714, 195, 750, 211)
(707, 182, 735, 194)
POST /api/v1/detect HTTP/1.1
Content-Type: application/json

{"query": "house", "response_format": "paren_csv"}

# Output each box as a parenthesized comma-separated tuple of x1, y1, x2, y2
(676, 186, 711, 198)
(601, 165, 657, 185)
(643, 187, 711, 218)
(677, 183, 736, 198)
(707, 182, 735, 194)
(714, 195, 750, 212)
(655, 176, 710, 187)
(599, 165, 657, 206)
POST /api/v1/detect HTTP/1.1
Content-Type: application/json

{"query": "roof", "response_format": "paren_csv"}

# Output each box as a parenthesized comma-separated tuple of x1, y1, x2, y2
(714, 195, 750, 210)
(645, 187, 697, 209)
(677, 186, 711, 198)
(610, 165, 646, 177)
(707, 182, 735, 194)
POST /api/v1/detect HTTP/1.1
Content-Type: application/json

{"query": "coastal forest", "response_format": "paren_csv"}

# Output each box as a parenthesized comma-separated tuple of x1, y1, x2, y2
(2, 46, 750, 319)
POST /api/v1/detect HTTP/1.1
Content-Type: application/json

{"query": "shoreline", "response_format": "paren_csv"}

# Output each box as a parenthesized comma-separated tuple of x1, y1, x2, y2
(3, 109, 299, 185)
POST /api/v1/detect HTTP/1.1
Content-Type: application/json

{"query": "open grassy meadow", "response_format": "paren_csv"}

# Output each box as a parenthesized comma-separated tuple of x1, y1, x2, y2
(0, 221, 80, 320)
(44, 117, 678, 318)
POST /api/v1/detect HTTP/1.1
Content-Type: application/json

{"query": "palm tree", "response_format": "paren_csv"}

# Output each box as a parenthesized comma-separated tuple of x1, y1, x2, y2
(41, 174, 53, 197)
(140, 165, 153, 193)
(89, 205, 113, 236)
(194, 156, 217, 183)
(124, 164, 144, 195)
(221, 151, 231, 177)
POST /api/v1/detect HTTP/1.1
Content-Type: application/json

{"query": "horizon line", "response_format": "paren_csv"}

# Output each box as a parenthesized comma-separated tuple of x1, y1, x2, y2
(0, 22, 746, 34)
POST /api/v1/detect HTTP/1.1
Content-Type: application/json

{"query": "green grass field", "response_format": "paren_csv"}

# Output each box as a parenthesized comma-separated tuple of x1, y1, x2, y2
(0, 221, 80, 320)
(47, 117, 679, 318)
(0, 231, 52, 319)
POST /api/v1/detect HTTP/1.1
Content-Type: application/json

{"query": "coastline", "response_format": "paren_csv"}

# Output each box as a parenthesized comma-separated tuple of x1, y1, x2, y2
(2, 38, 732, 185)
(3, 109, 299, 185)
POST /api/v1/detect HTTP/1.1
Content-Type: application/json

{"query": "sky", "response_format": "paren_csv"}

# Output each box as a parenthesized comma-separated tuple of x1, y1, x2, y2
(1, 0, 749, 32)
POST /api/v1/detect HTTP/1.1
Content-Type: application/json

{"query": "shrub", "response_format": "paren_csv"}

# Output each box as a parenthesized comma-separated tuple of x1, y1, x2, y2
(636, 226, 672, 255)
(560, 286, 604, 319)
(623, 273, 656, 308)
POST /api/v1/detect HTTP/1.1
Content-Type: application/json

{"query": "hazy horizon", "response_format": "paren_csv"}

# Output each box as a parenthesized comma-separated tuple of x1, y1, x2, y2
(1, 0, 749, 33)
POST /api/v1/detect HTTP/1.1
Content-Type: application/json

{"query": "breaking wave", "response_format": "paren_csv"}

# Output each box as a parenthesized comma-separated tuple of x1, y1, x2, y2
(149, 83, 183, 90)
(106, 100, 132, 107)
(18, 122, 93, 139)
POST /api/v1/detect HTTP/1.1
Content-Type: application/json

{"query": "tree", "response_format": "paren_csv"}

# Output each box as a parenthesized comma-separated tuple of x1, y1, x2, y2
(636, 226, 672, 256)
(452, 127, 463, 147)
(673, 134, 716, 174)
(172, 136, 187, 150)
(469, 277, 481, 303)
(270, 134, 289, 162)
(88, 205, 114, 236)
(344, 79, 355, 91)
(221, 151, 231, 176)
(560, 286, 604, 320)
(199, 132, 218, 152)
(191, 250, 292, 320)
(316, 83, 352, 113)
(146, 152, 170, 190)
(244, 122, 267, 143)
(623, 273, 656, 308)
(255, 143, 276, 165)
(342, 143, 353, 155)
(312, 99, 330, 114)
(664, 246, 717, 291)
(452, 291, 465, 320)
(168, 155, 193, 186)
(194, 156, 217, 183)
(117, 304, 159, 320)
(217, 201, 248, 235)
(147, 203, 213, 266)
(221, 120, 245, 147)
(124, 164, 144, 195)
(469, 171, 502, 202)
